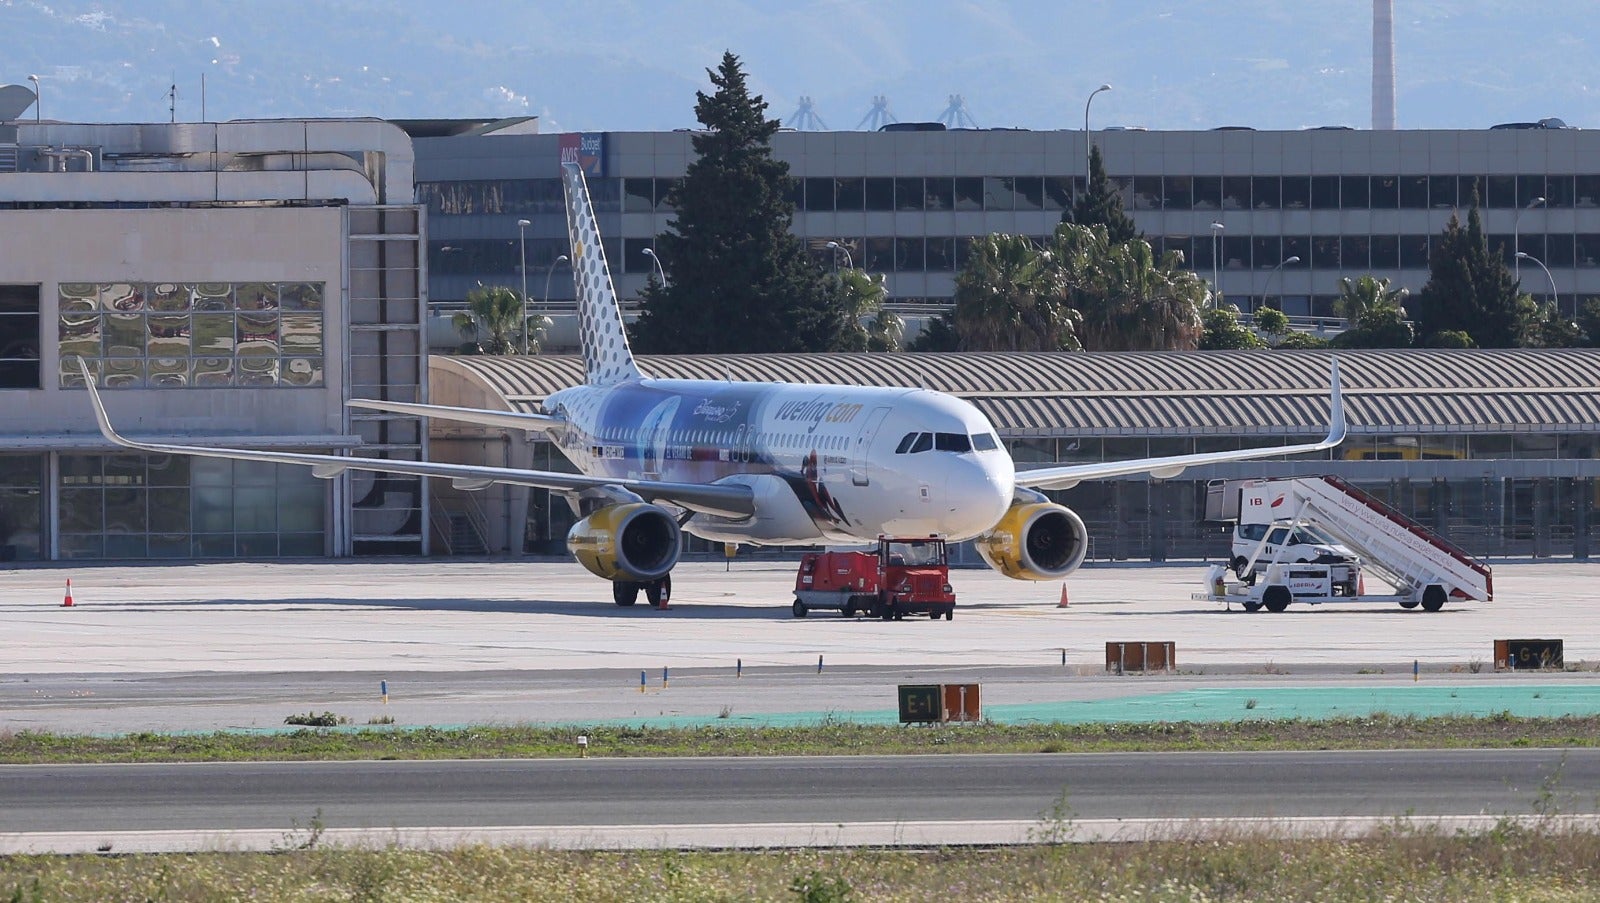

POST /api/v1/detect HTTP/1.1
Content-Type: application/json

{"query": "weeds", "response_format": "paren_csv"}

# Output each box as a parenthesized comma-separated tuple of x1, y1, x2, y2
(272, 809, 326, 853)
(7, 830, 1600, 901)
(284, 712, 349, 728)
(788, 870, 854, 903)
(366, 715, 395, 725)
(1244, 698, 1258, 710)
(1468, 657, 1484, 674)
(1029, 789, 1077, 846)
(6, 714, 1600, 764)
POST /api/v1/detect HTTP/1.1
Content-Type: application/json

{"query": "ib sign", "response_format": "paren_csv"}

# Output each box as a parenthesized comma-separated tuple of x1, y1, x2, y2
(559, 132, 607, 177)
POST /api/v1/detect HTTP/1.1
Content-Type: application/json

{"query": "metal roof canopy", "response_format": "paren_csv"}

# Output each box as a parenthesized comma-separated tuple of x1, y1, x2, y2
(434, 349, 1600, 438)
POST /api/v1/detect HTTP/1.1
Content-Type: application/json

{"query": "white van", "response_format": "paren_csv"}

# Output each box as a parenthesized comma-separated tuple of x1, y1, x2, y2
(1230, 522, 1356, 580)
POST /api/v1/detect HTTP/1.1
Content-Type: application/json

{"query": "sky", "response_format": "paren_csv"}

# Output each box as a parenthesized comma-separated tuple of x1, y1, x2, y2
(2, 0, 1596, 132)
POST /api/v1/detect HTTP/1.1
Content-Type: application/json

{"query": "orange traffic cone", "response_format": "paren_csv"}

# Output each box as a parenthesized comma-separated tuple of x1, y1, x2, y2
(1357, 574, 1366, 595)
(1057, 583, 1070, 608)
(62, 578, 75, 608)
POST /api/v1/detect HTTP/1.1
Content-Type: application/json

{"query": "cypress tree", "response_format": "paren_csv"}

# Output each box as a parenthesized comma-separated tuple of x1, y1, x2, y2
(1413, 197, 1521, 347)
(1064, 145, 1139, 243)
(630, 52, 846, 353)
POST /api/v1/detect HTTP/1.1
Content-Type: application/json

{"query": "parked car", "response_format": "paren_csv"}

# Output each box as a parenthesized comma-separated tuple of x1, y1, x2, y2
(1231, 522, 1357, 581)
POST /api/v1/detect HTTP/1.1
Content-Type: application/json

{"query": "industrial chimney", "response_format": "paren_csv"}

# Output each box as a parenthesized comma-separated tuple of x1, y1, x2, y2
(1372, 0, 1396, 130)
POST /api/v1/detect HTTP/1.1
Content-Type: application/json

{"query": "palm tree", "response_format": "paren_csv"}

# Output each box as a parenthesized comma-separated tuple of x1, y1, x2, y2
(452, 285, 548, 355)
(1334, 275, 1407, 323)
(1051, 225, 1202, 351)
(834, 268, 901, 351)
(952, 234, 1081, 351)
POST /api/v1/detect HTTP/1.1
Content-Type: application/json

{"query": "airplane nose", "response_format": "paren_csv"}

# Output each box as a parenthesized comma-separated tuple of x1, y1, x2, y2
(944, 455, 1014, 537)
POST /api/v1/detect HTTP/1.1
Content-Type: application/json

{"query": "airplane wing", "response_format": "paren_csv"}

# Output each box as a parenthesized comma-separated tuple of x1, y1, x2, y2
(77, 362, 754, 519)
(348, 398, 562, 434)
(1015, 359, 1347, 490)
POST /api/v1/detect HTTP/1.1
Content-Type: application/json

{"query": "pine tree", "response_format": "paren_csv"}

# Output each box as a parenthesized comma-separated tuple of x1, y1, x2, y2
(629, 52, 847, 353)
(1063, 145, 1138, 243)
(1412, 198, 1522, 348)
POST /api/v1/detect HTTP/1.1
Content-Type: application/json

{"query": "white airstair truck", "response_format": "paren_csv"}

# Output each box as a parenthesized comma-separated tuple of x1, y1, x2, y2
(1198, 476, 1494, 613)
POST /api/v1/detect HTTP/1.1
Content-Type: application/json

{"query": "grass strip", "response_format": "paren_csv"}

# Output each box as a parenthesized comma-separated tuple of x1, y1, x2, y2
(5, 823, 1600, 901)
(3, 711, 1598, 764)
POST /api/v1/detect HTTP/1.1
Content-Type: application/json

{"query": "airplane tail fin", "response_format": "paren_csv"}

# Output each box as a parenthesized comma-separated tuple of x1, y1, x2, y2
(561, 162, 643, 387)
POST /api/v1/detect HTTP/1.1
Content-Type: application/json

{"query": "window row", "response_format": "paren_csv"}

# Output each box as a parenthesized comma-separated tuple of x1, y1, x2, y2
(0, 284, 41, 389)
(59, 282, 324, 313)
(64, 356, 325, 389)
(1008, 433, 1595, 464)
(57, 283, 326, 389)
(421, 172, 1600, 218)
(1162, 232, 1600, 271)
(430, 230, 1600, 284)
(57, 454, 324, 559)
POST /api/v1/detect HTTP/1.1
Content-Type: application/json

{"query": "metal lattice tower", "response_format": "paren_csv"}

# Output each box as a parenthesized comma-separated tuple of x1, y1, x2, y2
(856, 95, 898, 131)
(785, 96, 829, 131)
(936, 94, 979, 129)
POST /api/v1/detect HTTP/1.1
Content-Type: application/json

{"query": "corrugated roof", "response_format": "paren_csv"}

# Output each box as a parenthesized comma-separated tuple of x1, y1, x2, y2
(434, 349, 1600, 437)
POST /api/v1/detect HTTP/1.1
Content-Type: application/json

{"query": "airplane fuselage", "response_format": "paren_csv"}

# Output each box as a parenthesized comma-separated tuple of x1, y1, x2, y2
(544, 377, 1016, 544)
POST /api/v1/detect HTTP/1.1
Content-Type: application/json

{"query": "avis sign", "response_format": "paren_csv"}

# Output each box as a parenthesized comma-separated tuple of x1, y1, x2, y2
(559, 132, 607, 177)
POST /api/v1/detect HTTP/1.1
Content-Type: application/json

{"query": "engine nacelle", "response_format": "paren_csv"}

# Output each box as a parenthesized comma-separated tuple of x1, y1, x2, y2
(566, 502, 681, 582)
(974, 501, 1089, 581)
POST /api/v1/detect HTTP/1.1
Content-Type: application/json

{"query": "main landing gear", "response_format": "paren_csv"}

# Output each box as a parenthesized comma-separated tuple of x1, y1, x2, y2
(612, 574, 673, 609)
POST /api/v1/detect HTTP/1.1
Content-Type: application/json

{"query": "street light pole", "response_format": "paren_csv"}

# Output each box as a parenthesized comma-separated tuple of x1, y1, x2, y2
(1265, 255, 1300, 312)
(1209, 222, 1225, 308)
(1514, 196, 1546, 280)
(1516, 251, 1561, 318)
(517, 219, 532, 354)
(826, 240, 853, 270)
(26, 74, 40, 123)
(542, 253, 569, 315)
(642, 247, 666, 285)
(1083, 84, 1111, 186)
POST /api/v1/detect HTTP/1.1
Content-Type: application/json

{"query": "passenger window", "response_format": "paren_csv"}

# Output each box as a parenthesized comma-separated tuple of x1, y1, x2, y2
(935, 433, 972, 452)
(972, 433, 999, 451)
(1266, 528, 1289, 545)
(909, 433, 932, 453)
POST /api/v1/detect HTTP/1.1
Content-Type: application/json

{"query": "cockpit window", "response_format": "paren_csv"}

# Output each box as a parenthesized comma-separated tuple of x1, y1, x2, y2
(908, 432, 933, 453)
(971, 433, 999, 451)
(935, 432, 972, 452)
(895, 433, 917, 454)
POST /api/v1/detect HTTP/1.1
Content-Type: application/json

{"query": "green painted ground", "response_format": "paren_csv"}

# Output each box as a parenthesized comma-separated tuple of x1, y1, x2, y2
(591, 684, 1600, 729)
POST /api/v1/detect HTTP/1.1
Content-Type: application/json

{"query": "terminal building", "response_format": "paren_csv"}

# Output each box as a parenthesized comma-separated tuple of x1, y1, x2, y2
(414, 125, 1600, 342)
(424, 349, 1600, 564)
(0, 103, 429, 562)
(9, 102, 1600, 565)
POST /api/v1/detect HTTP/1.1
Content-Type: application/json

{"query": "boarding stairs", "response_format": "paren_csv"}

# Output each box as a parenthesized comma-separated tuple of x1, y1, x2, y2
(1237, 475, 1493, 606)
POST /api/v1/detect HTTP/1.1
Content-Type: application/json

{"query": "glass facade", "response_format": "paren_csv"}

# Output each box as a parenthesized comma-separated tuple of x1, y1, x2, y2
(58, 282, 324, 388)
(0, 454, 44, 561)
(56, 453, 324, 559)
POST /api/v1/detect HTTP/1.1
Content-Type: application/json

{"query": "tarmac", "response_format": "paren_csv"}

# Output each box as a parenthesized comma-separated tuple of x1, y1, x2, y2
(2, 557, 1598, 734)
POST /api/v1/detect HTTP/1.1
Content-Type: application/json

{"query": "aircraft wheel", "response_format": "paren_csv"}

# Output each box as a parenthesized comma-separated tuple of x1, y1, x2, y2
(612, 581, 639, 607)
(645, 574, 672, 609)
(1421, 584, 1447, 612)
(1262, 586, 1292, 613)
(792, 599, 808, 618)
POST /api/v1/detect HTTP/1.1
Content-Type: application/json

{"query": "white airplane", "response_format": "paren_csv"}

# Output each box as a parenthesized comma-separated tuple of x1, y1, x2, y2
(81, 161, 1345, 609)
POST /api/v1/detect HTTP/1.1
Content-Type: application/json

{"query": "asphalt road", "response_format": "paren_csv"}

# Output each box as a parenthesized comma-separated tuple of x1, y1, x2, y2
(4, 748, 1596, 836)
